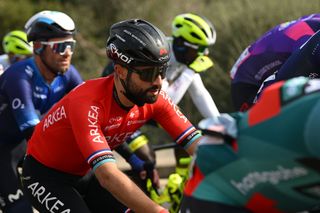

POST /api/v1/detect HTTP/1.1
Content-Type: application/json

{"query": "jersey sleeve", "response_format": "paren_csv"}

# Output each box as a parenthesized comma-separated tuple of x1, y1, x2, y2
(152, 91, 201, 149)
(188, 74, 220, 118)
(166, 68, 195, 104)
(5, 70, 40, 131)
(68, 96, 115, 171)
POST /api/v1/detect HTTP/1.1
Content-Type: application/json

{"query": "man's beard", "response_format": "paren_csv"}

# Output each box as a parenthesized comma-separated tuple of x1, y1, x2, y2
(124, 79, 161, 106)
(41, 54, 68, 75)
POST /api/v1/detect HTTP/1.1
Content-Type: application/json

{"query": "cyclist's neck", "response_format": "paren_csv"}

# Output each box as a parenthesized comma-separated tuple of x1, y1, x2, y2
(34, 56, 57, 84)
(113, 75, 134, 110)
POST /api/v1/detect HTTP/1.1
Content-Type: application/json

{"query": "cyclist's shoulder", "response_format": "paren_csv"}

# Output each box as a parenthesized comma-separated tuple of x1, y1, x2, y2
(0, 54, 9, 64)
(3, 58, 35, 78)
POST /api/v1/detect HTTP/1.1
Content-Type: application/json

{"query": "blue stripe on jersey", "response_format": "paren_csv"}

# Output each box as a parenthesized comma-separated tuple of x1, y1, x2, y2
(176, 126, 196, 144)
(86, 149, 113, 163)
(184, 133, 202, 149)
(93, 159, 116, 172)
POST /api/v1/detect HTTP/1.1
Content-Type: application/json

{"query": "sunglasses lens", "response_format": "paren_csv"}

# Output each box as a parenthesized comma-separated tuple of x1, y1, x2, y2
(131, 64, 168, 82)
(52, 41, 76, 55)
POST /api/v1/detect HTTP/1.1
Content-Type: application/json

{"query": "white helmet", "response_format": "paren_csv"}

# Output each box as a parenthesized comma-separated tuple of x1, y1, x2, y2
(25, 10, 76, 42)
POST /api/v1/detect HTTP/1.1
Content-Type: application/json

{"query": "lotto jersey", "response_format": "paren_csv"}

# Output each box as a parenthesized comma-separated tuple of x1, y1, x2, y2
(230, 14, 320, 86)
(27, 76, 201, 176)
(0, 57, 83, 144)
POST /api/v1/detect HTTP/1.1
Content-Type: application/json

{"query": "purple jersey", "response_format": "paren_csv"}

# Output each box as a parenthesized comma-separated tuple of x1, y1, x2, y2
(231, 14, 320, 86)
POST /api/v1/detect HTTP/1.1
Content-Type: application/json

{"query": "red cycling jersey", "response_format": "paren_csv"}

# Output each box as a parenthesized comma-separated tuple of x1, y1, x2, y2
(27, 76, 201, 176)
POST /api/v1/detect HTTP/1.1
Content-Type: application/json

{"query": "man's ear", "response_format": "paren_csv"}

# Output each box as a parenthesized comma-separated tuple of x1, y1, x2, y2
(114, 64, 127, 80)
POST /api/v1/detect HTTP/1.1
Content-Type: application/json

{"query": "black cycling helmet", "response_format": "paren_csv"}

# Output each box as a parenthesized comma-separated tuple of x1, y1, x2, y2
(24, 10, 76, 42)
(106, 19, 170, 68)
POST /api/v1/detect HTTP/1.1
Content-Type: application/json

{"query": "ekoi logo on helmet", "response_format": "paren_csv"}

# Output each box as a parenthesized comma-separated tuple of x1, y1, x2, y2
(108, 43, 134, 64)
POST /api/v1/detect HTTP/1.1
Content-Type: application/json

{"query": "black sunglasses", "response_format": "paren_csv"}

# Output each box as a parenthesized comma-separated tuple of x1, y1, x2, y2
(127, 64, 168, 82)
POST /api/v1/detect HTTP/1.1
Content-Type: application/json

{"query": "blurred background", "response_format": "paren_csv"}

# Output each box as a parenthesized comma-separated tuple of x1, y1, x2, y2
(1, 0, 320, 143)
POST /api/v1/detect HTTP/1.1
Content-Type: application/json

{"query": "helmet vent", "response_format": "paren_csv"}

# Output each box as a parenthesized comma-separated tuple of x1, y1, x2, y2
(175, 24, 183, 28)
(190, 32, 201, 40)
(15, 46, 25, 50)
(201, 29, 209, 38)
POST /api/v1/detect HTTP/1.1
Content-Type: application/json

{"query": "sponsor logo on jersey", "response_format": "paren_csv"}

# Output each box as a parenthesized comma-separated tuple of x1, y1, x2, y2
(127, 120, 147, 126)
(108, 116, 122, 124)
(43, 106, 67, 131)
(104, 116, 123, 131)
(11, 98, 25, 110)
(129, 110, 138, 119)
(105, 132, 134, 147)
(8, 189, 23, 203)
(88, 105, 104, 143)
(27, 182, 71, 213)
(231, 165, 308, 195)
(255, 60, 282, 81)
(159, 90, 187, 123)
(25, 65, 34, 77)
(104, 123, 121, 131)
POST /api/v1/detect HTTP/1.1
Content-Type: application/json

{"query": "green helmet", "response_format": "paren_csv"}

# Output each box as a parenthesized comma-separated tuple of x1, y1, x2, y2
(2, 30, 33, 55)
(172, 13, 216, 46)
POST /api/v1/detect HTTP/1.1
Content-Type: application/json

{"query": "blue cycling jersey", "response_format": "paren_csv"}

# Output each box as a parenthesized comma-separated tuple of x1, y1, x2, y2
(0, 57, 83, 144)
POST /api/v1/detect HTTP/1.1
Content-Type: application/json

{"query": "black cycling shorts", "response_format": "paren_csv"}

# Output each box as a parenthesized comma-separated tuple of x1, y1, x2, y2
(22, 155, 127, 213)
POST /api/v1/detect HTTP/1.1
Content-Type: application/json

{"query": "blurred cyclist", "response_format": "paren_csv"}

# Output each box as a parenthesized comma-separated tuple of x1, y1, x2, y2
(182, 77, 320, 212)
(0, 10, 83, 213)
(230, 13, 320, 111)
(255, 25, 320, 102)
(0, 30, 33, 74)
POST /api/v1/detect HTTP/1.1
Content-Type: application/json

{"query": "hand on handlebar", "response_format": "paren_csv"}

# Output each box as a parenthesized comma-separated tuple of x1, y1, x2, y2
(128, 154, 160, 188)
(141, 161, 160, 189)
(198, 113, 237, 139)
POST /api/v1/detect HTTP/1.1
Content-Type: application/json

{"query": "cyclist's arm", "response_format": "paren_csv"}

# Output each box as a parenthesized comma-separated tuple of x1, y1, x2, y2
(95, 162, 165, 213)
(5, 71, 40, 137)
(153, 91, 202, 155)
(188, 74, 220, 118)
(166, 68, 195, 104)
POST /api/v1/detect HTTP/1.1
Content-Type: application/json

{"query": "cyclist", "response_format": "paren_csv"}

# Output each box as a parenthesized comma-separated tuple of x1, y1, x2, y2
(230, 13, 320, 111)
(181, 76, 320, 212)
(0, 30, 33, 74)
(255, 26, 320, 102)
(21, 19, 201, 213)
(0, 10, 83, 213)
(104, 13, 219, 192)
